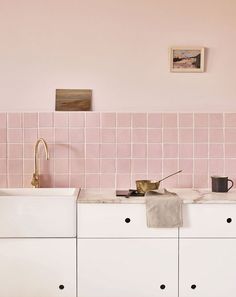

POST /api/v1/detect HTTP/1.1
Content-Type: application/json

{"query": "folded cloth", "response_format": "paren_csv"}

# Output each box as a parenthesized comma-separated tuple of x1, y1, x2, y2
(145, 189, 183, 228)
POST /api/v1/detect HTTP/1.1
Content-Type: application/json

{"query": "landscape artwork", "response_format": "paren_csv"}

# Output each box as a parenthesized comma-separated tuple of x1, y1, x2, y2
(170, 47, 205, 72)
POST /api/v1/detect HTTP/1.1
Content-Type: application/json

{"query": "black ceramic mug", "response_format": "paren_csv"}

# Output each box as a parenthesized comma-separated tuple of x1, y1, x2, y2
(211, 176, 234, 192)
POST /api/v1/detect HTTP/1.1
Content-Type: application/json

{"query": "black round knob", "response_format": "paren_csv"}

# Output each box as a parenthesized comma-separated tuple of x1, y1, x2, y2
(160, 284, 166, 290)
(59, 285, 64, 290)
(125, 218, 131, 223)
(227, 218, 232, 223)
(191, 284, 196, 290)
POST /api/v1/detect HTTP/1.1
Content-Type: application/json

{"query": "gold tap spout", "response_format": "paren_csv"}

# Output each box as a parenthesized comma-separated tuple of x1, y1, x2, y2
(31, 138, 49, 188)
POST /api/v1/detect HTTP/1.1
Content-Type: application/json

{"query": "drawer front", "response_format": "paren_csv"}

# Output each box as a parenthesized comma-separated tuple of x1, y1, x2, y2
(78, 204, 177, 238)
(180, 204, 236, 238)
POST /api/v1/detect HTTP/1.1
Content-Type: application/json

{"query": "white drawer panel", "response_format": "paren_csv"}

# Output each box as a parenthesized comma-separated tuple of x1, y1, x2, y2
(180, 204, 236, 237)
(78, 204, 177, 238)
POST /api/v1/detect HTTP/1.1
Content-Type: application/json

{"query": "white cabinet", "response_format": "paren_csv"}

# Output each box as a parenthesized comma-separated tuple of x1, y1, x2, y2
(0, 238, 76, 297)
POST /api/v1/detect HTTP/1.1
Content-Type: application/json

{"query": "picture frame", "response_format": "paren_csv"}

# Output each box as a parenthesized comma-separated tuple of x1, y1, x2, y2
(170, 47, 205, 72)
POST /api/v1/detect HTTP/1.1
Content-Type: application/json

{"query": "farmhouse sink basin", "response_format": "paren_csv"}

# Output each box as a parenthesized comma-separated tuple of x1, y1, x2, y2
(0, 188, 80, 238)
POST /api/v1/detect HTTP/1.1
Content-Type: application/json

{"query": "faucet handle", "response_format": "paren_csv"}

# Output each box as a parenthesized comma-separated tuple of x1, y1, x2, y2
(31, 173, 39, 188)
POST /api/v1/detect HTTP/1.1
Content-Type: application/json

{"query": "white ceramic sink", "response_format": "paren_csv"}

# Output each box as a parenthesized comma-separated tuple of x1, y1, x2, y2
(0, 188, 80, 238)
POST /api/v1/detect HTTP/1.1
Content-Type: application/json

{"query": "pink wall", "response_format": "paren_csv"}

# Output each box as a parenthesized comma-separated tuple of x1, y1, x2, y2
(1, 0, 236, 112)
(1, 112, 236, 189)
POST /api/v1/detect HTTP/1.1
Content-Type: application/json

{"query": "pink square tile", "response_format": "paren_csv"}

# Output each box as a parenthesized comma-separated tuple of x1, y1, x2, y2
(23, 113, 38, 128)
(86, 144, 100, 158)
(148, 129, 162, 143)
(0, 144, 6, 158)
(117, 159, 131, 174)
(86, 113, 100, 127)
(148, 113, 162, 128)
(117, 129, 131, 143)
(225, 129, 236, 143)
(54, 175, 69, 187)
(194, 143, 208, 158)
(54, 144, 69, 158)
(131, 159, 147, 173)
(100, 159, 116, 173)
(133, 143, 147, 158)
(147, 159, 162, 174)
(225, 144, 236, 158)
(101, 144, 116, 158)
(86, 128, 100, 143)
(8, 175, 23, 187)
(179, 143, 193, 158)
(209, 129, 224, 143)
(40, 159, 54, 174)
(194, 113, 208, 127)
(70, 143, 85, 158)
(7, 113, 22, 128)
(70, 159, 85, 174)
(55, 128, 69, 143)
(0, 159, 6, 174)
(40, 174, 54, 188)
(8, 129, 22, 143)
(132, 113, 147, 128)
(178, 174, 193, 188)
(162, 159, 178, 175)
(132, 129, 147, 143)
(225, 159, 236, 173)
(117, 144, 131, 158)
(179, 113, 193, 127)
(194, 175, 209, 188)
(101, 129, 116, 143)
(24, 143, 34, 158)
(0, 175, 7, 187)
(194, 129, 208, 143)
(209, 144, 224, 158)
(8, 159, 23, 174)
(38, 128, 54, 143)
(163, 144, 178, 158)
(162, 175, 178, 188)
(101, 113, 116, 127)
(163, 113, 177, 128)
(69, 128, 84, 143)
(8, 144, 23, 158)
(209, 159, 224, 175)
(54, 113, 68, 127)
(23, 159, 34, 174)
(0, 113, 6, 128)
(163, 129, 178, 143)
(69, 113, 85, 127)
(194, 159, 208, 174)
(85, 174, 100, 188)
(179, 129, 193, 143)
(209, 113, 223, 127)
(179, 159, 193, 174)
(225, 113, 236, 127)
(116, 174, 131, 189)
(69, 174, 85, 188)
(0, 129, 7, 143)
(24, 129, 38, 143)
(54, 159, 69, 174)
(38, 143, 54, 158)
(100, 174, 115, 188)
(86, 159, 100, 173)
(147, 143, 162, 158)
(117, 113, 131, 127)
(23, 175, 33, 188)
(39, 113, 54, 127)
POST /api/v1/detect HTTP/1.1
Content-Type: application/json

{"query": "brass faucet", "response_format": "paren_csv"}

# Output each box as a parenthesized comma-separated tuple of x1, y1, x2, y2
(31, 138, 49, 188)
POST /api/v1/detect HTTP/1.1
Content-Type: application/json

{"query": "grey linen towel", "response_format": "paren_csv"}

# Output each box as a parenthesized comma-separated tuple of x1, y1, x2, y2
(146, 189, 183, 228)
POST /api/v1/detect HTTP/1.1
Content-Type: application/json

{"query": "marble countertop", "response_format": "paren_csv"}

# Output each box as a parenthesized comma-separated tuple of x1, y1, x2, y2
(78, 188, 236, 204)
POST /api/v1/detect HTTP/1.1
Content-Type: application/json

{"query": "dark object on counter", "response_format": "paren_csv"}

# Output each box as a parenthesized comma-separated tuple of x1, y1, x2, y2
(211, 176, 234, 192)
(56, 89, 92, 111)
(116, 189, 145, 198)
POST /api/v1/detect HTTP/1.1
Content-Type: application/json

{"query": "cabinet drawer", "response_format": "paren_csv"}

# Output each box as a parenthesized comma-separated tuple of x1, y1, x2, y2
(180, 204, 236, 237)
(78, 204, 177, 238)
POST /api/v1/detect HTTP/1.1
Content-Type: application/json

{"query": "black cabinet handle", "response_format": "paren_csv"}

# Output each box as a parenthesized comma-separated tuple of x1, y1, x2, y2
(59, 285, 64, 290)
(227, 218, 232, 223)
(160, 284, 166, 290)
(125, 218, 131, 223)
(191, 284, 196, 290)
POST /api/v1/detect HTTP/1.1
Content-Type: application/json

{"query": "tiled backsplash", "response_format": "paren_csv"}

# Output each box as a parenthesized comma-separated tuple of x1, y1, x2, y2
(0, 112, 236, 189)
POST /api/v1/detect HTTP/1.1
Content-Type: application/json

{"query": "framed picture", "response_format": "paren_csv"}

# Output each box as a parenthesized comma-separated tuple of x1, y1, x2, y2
(170, 47, 205, 72)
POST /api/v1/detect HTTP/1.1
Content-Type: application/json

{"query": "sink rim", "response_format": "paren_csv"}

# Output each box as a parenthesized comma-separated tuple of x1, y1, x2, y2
(0, 188, 80, 197)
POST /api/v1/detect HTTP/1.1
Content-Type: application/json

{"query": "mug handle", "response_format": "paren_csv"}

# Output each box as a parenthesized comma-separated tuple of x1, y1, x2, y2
(227, 179, 234, 191)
